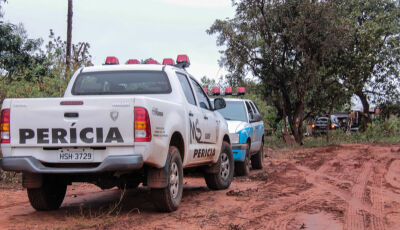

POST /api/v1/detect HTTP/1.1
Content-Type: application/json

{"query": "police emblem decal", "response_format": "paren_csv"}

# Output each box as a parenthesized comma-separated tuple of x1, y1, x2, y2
(110, 111, 119, 121)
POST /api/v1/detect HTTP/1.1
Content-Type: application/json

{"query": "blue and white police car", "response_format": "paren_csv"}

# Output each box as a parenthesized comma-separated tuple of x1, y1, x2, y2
(211, 88, 265, 176)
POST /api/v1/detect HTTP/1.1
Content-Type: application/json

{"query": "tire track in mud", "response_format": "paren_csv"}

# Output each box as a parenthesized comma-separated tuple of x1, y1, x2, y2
(370, 168, 386, 230)
(344, 161, 372, 230)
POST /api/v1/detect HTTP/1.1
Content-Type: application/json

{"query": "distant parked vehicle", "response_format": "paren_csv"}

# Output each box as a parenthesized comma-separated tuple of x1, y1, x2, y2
(312, 115, 341, 135)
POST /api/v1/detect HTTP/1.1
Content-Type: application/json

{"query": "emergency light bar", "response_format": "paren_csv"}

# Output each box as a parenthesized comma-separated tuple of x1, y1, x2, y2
(237, 87, 245, 96)
(225, 88, 233, 95)
(146, 59, 159, 64)
(176, 54, 190, 68)
(162, 58, 175, 65)
(206, 87, 246, 97)
(127, 59, 140, 64)
(105, 56, 119, 65)
(212, 88, 220, 96)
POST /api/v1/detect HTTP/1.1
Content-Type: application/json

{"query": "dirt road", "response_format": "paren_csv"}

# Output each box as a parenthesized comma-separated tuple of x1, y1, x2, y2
(1, 143, 400, 230)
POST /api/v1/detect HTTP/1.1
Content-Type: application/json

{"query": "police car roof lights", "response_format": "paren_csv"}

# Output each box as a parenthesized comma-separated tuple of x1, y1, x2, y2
(212, 88, 221, 96)
(225, 88, 233, 95)
(146, 59, 159, 64)
(127, 59, 140, 64)
(162, 58, 175, 65)
(203, 88, 209, 94)
(176, 54, 190, 69)
(237, 87, 245, 96)
(105, 56, 119, 65)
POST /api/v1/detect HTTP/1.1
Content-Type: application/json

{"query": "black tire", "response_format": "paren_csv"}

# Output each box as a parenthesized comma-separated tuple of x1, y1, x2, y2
(151, 146, 183, 212)
(204, 141, 234, 190)
(251, 141, 264, 169)
(27, 175, 67, 211)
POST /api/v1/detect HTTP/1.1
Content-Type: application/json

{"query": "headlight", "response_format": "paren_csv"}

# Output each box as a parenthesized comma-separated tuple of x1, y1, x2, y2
(229, 133, 240, 144)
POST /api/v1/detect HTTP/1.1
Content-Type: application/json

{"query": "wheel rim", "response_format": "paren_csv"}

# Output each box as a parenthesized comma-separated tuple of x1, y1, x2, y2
(219, 152, 230, 181)
(169, 162, 179, 199)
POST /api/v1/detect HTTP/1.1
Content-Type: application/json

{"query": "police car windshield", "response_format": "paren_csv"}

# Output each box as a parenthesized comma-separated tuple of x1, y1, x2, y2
(217, 101, 247, 122)
(72, 71, 172, 95)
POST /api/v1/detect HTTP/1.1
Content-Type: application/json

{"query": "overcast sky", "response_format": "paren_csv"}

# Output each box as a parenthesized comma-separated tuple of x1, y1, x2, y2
(2, 0, 235, 81)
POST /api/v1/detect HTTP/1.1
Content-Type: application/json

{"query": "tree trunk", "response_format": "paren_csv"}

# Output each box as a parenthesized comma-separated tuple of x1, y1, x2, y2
(356, 91, 371, 131)
(66, 0, 73, 74)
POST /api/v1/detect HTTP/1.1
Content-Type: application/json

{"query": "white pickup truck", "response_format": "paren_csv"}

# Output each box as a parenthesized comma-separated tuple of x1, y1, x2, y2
(0, 55, 234, 212)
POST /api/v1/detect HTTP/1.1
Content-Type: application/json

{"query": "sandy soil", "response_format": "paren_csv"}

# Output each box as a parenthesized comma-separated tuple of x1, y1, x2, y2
(1, 143, 400, 230)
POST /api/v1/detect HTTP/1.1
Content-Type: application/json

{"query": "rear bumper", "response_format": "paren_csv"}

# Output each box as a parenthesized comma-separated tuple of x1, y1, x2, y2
(232, 143, 248, 162)
(0, 155, 143, 174)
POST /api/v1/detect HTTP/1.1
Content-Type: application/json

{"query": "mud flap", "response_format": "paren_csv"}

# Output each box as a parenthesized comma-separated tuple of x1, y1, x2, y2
(147, 154, 170, 189)
(204, 161, 220, 174)
(23, 173, 43, 189)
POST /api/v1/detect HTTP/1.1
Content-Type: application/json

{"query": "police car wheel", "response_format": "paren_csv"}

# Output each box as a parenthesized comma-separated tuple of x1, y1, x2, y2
(251, 141, 264, 169)
(235, 144, 251, 176)
(204, 141, 234, 190)
(151, 146, 183, 212)
(27, 175, 67, 211)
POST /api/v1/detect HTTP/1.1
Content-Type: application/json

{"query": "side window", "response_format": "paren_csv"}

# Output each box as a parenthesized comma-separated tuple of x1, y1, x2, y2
(245, 101, 254, 119)
(190, 78, 211, 110)
(176, 73, 196, 106)
(249, 101, 259, 114)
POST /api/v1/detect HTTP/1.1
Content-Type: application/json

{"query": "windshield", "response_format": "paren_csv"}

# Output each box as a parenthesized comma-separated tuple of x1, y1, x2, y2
(217, 101, 247, 122)
(72, 71, 171, 95)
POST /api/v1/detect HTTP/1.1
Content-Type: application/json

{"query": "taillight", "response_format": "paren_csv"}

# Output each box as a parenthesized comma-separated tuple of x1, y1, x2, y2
(1, 109, 10, 144)
(134, 107, 151, 142)
(312, 124, 315, 129)
(330, 124, 335, 129)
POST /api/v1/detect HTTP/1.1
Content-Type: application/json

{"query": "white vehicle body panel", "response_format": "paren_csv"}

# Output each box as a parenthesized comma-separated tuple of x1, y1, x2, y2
(1, 65, 229, 170)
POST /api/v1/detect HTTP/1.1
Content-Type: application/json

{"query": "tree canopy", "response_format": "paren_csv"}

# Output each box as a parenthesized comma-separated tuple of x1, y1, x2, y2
(209, 0, 400, 144)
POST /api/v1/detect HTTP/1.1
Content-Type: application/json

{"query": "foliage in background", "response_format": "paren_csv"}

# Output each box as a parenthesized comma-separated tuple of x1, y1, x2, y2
(335, 0, 400, 128)
(209, 0, 400, 144)
(208, 0, 351, 144)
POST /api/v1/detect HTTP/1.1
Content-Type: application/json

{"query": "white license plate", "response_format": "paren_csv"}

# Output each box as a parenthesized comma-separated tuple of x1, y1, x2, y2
(59, 148, 94, 162)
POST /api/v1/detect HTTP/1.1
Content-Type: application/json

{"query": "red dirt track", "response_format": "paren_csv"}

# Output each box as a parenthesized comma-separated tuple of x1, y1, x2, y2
(1, 143, 400, 229)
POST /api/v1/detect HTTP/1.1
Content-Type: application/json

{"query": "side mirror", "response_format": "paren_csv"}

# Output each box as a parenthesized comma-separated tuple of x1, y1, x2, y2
(214, 98, 226, 110)
(250, 114, 262, 123)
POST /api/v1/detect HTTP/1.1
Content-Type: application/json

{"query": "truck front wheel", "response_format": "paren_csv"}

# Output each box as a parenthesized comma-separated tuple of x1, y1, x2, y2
(204, 141, 234, 190)
(27, 175, 67, 211)
(151, 146, 183, 212)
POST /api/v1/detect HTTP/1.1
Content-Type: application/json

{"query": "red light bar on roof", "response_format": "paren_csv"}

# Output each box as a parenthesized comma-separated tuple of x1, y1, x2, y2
(212, 88, 220, 96)
(176, 54, 190, 68)
(127, 59, 140, 64)
(105, 56, 119, 65)
(162, 58, 175, 65)
(203, 88, 209, 94)
(225, 88, 233, 95)
(237, 87, 245, 95)
(146, 59, 159, 64)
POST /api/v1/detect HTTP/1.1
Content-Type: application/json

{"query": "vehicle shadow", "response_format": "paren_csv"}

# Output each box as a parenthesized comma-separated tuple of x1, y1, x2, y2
(57, 183, 212, 216)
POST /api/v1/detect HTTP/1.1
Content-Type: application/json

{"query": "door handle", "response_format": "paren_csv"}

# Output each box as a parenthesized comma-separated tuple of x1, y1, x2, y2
(204, 116, 208, 120)
(189, 112, 194, 117)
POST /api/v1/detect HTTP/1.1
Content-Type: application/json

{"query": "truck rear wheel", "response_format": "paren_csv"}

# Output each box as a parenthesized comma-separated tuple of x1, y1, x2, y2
(235, 144, 250, 176)
(27, 175, 67, 211)
(204, 141, 234, 190)
(151, 146, 183, 212)
(251, 141, 264, 169)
